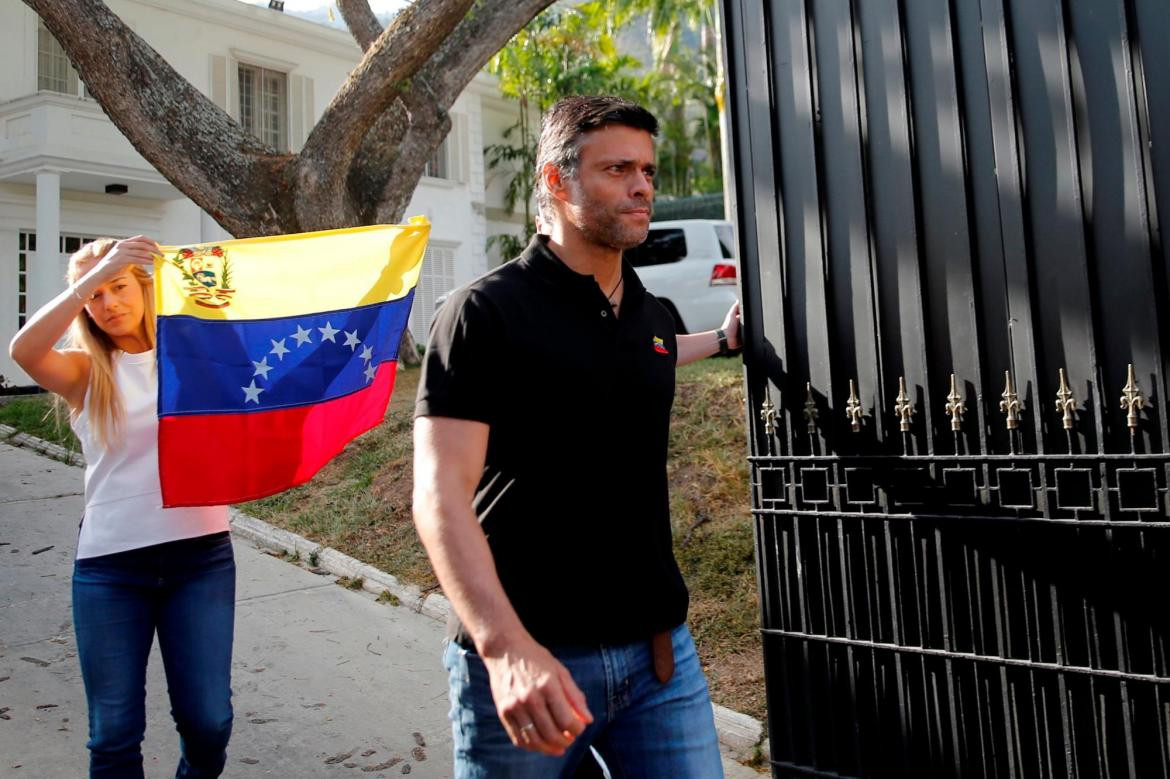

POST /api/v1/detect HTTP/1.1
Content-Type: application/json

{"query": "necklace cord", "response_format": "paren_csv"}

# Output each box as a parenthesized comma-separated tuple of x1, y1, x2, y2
(605, 275, 623, 305)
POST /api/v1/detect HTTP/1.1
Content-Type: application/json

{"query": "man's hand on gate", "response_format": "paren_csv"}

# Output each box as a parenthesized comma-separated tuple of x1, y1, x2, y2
(482, 637, 593, 755)
(721, 300, 742, 350)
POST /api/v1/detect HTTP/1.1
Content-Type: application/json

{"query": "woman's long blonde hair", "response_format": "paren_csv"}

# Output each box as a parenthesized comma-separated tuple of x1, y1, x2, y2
(61, 238, 157, 451)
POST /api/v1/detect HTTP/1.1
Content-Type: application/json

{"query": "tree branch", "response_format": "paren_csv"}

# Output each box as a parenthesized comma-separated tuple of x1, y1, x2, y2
(371, 0, 558, 222)
(347, 99, 410, 223)
(25, 0, 291, 237)
(295, 0, 474, 230)
(373, 88, 451, 223)
(421, 0, 559, 108)
(337, 0, 382, 52)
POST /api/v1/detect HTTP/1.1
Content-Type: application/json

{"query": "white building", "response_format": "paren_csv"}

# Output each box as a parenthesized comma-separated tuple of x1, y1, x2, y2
(0, 0, 529, 386)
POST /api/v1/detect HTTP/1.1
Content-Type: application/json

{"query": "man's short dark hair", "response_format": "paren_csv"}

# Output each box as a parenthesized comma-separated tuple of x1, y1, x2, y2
(535, 96, 659, 220)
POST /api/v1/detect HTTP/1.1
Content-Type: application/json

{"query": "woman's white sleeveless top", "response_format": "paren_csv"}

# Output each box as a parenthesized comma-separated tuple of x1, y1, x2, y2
(71, 349, 229, 559)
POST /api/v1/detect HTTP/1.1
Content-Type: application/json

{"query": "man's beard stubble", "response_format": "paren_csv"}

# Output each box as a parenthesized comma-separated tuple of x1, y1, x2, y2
(568, 182, 651, 251)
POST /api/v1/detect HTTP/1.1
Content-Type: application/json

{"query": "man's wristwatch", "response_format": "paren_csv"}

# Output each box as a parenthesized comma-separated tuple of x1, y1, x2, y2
(716, 328, 730, 356)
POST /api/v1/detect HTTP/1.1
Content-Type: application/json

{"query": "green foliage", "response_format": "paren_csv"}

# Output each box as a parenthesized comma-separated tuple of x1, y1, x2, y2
(486, 229, 532, 263)
(489, 4, 642, 116)
(614, 0, 727, 197)
(485, 0, 725, 254)
(484, 122, 538, 218)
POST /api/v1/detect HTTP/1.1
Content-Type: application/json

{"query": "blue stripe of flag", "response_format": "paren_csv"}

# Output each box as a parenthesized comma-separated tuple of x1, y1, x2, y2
(157, 293, 413, 416)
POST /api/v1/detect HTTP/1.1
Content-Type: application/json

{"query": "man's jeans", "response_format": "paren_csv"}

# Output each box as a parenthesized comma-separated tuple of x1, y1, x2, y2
(72, 532, 236, 779)
(443, 623, 724, 778)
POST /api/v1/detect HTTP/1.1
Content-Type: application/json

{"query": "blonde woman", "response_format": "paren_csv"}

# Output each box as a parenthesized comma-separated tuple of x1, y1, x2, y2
(9, 236, 234, 778)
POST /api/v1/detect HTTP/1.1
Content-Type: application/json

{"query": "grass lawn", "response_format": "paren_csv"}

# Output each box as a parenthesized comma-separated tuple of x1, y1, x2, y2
(0, 394, 78, 451)
(666, 359, 763, 721)
(3, 359, 765, 722)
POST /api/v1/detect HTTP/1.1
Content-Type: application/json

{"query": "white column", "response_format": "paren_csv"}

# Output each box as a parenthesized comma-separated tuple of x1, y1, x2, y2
(32, 170, 62, 313)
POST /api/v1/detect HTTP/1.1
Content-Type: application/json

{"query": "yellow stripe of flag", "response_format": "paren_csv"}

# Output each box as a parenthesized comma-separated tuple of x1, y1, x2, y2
(155, 219, 430, 320)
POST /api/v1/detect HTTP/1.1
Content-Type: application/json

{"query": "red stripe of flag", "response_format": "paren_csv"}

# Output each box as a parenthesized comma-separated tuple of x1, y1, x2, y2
(159, 362, 398, 507)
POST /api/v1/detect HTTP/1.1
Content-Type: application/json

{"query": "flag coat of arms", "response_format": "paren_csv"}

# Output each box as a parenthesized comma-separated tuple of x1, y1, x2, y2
(155, 220, 429, 507)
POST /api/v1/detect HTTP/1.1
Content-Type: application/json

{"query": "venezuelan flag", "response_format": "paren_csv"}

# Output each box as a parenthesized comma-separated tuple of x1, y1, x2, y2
(154, 220, 429, 507)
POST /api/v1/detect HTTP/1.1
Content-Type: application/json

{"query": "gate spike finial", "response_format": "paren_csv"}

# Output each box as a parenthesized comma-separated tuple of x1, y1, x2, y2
(945, 373, 965, 432)
(1055, 369, 1077, 431)
(802, 382, 818, 434)
(760, 395, 778, 437)
(894, 376, 915, 433)
(1120, 363, 1144, 433)
(999, 370, 1023, 430)
(845, 380, 864, 433)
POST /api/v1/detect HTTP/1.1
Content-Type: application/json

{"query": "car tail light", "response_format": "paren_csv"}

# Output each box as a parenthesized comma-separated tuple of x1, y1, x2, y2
(709, 263, 737, 286)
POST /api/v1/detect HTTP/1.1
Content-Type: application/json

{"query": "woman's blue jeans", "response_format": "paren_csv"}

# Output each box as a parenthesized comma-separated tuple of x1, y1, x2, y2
(443, 623, 724, 778)
(72, 531, 236, 779)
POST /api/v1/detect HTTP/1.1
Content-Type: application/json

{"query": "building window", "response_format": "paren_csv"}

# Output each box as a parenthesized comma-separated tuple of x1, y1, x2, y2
(423, 137, 450, 180)
(17, 233, 32, 329)
(37, 22, 82, 96)
(238, 64, 288, 151)
(410, 244, 457, 344)
(61, 235, 98, 254)
(17, 232, 105, 328)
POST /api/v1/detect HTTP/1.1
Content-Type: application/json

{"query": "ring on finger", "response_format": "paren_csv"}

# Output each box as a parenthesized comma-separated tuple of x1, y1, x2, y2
(518, 722, 535, 743)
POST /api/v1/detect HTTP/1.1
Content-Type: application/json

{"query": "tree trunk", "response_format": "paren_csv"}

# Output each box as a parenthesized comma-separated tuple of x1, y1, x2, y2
(398, 329, 422, 367)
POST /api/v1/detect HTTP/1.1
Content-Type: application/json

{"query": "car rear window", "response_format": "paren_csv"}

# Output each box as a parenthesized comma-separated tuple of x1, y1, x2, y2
(715, 224, 735, 259)
(625, 229, 687, 267)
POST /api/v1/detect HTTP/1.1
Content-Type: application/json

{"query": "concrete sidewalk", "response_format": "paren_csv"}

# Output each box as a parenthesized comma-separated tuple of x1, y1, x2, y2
(0, 441, 761, 777)
(1, 441, 451, 777)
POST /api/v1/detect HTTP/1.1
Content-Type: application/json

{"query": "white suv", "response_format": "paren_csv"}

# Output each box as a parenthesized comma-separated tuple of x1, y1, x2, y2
(624, 219, 738, 334)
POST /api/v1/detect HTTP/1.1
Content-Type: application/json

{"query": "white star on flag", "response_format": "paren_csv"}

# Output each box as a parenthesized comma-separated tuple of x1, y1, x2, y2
(318, 322, 339, 342)
(291, 324, 313, 347)
(343, 330, 361, 351)
(270, 338, 290, 360)
(252, 357, 273, 379)
(359, 345, 373, 362)
(364, 363, 377, 383)
(242, 380, 265, 404)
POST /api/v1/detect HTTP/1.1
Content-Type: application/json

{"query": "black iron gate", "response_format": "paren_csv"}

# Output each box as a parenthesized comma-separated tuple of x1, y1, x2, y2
(721, 0, 1170, 776)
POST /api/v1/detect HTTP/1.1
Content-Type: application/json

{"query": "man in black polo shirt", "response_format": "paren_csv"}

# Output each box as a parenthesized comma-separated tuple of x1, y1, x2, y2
(413, 95, 741, 778)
